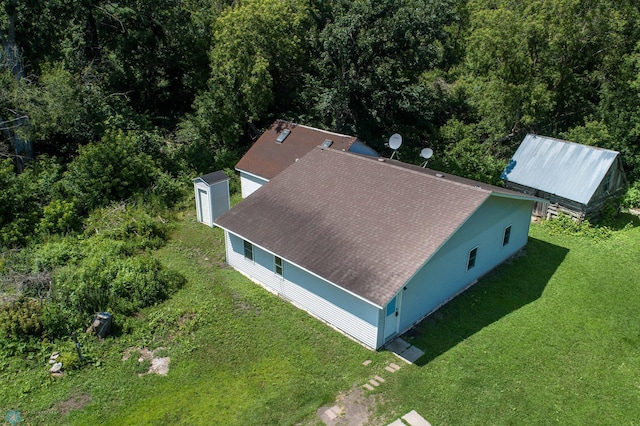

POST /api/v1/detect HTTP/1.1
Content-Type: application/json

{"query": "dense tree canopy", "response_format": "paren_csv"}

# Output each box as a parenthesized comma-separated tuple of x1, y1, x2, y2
(0, 0, 640, 246)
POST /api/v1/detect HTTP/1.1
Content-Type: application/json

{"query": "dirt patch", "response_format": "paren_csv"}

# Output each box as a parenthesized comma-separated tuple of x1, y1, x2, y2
(122, 346, 170, 377)
(317, 385, 381, 426)
(54, 393, 92, 416)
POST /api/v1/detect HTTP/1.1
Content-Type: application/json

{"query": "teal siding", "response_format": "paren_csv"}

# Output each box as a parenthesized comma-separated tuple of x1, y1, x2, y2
(397, 196, 532, 333)
(226, 232, 380, 348)
(239, 171, 267, 198)
(224, 194, 533, 350)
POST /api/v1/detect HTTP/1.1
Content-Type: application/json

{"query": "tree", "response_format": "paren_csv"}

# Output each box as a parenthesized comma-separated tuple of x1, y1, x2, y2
(301, 0, 456, 150)
(178, 0, 312, 170)
(58, 128, 157, 211)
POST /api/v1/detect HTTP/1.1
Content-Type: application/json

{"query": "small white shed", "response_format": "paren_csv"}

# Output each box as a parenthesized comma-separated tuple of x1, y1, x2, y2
(193, 171, 230, 227)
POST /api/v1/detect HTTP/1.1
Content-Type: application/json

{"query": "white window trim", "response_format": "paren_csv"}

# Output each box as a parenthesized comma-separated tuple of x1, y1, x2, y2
(502, 224, 512, 247)
(274, 256, 283, 277)
(467, 246, 478, 271)
(243, 240, 254, 261)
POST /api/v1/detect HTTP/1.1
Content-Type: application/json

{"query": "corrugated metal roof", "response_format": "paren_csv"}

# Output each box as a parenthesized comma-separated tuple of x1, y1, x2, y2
(216, 148, 536, 307)
(501, 134, 619, 205)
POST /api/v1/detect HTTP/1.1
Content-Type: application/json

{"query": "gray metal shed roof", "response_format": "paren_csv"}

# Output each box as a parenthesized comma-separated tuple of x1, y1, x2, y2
(501, 134, 619, 205)
(216, 148, 536, 307)
(195, 170, 229, 185)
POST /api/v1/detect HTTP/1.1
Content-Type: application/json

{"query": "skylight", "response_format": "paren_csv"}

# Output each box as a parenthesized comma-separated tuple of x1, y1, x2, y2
(322, 139, 333, 148)
(276, 129, 291, 143)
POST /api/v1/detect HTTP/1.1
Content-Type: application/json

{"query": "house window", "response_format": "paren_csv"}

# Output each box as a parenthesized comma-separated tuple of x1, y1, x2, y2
(274, 256, 283, 276)
(503, 225, 512, 247)
(386, 296, 397, 316)
(243, 240, 253, 261)
(467, 247, 478, 271)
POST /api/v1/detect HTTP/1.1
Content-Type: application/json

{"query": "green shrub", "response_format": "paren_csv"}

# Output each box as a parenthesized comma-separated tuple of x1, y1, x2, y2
(58, 129, 157, 210)
(33, 238, 83, 270)
(83, 203, 167, 251)
(621, 181, 640, 209)
(0, 298, 44, 341)
(52, 249, 186, 324)
(540, 213, 612, 239)
(151, 171, 187, 208)
(37, 199, 81, 235)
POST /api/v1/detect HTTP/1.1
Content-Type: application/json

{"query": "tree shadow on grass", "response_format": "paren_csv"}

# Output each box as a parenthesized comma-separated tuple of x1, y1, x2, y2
(405, 237, 568, 366)
(605, 211, 640, 231)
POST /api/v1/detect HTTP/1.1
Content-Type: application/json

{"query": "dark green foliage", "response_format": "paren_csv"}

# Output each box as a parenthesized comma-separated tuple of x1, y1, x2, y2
(0, 297, 44, 341)
(303, 0, 455, 149)
(539, 213, 612, 240)
(622, 181, 640, 209)
(0, 157, 64, 247)
(58, 128, 156, 211)
(37, 199, 82, 235)
(53, 250, 185, 322)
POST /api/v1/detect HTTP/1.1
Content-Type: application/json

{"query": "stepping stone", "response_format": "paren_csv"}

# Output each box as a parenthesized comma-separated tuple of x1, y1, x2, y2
(369, 379, 379, 387)
(387, 419, 405, 426)
(363, 383, 375, 391)
(363, 359, 372, 366)
(374, 375, 385, 383)
(325, 405, 341, 420)
(402, 410, 432, 426)
(389, 363, 401, 371)
(385, 366, 396, 373)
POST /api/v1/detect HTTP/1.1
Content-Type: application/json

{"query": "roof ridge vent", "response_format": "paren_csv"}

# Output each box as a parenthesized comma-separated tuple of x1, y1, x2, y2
(276, 129, 291, 143)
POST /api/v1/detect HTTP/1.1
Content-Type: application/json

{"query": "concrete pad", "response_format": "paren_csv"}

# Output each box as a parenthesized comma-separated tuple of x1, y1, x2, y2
(385, 337, 412, 353)
(398, 345, 425, 364)
(387, 419, 405, 426)
(374, 375, 385, 383)
(363, 383, 375, 391)
(402, 410, 432, 426)
(369, 379, 379, 387)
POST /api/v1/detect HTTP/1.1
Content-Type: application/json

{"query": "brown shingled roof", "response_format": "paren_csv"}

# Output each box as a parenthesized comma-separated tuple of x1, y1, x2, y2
(235, 120, 359, 180)
(216, 148, 534, 307)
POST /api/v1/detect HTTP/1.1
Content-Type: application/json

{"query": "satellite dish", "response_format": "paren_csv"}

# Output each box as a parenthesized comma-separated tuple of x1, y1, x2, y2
(388, 133, 403, 150)
(388, 133, 402, 159)
(420, 147, 434, 168)
(420, 148, 433, 159)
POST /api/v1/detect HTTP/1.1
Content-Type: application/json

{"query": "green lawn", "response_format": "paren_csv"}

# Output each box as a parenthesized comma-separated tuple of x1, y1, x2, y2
(2, 213, 639, 425)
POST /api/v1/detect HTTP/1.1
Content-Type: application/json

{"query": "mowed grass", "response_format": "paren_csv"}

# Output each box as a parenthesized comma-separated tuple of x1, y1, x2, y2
(2, 212, 640, 425)
(380, 219, 640, 424)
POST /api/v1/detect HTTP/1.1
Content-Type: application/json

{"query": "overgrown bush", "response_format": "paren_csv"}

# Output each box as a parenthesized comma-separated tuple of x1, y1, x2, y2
(0, 298, 44, 341)
(540, 213, 612, 239)
(621, 181, 640, 209)
(37, 199, 82, 236)
(83, 203, 168, 252)
(52, 249, 185, 331)
(58, 129, 157, 211)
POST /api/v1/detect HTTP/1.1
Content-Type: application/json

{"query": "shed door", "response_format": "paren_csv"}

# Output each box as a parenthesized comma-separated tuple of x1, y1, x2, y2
(384, 296, 399, 340)
(198, 188, 210, 225)
(533, 190, 549, 217)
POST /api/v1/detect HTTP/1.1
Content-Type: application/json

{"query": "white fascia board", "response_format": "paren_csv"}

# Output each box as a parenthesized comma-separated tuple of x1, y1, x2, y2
(235, 168, 270, 183)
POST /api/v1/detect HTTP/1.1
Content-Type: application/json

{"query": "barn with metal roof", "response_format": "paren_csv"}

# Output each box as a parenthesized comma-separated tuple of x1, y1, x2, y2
(501, 134, 626, 220)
